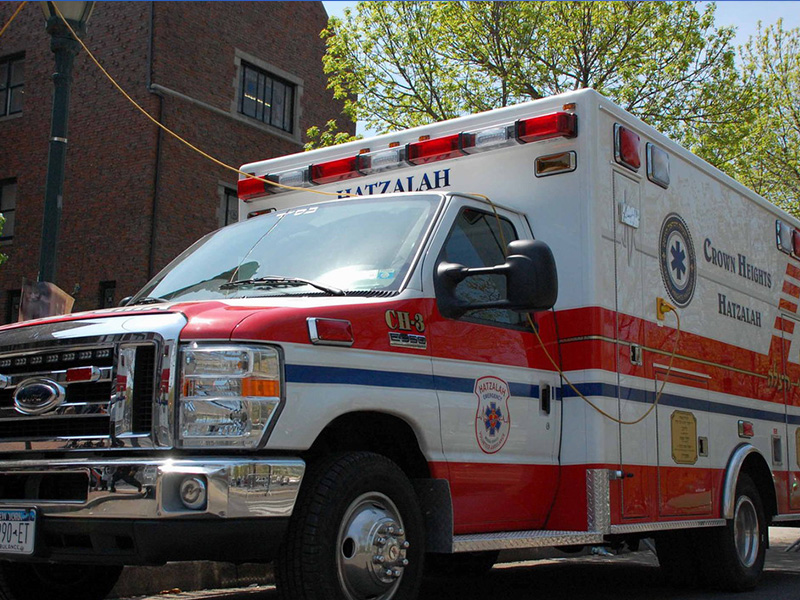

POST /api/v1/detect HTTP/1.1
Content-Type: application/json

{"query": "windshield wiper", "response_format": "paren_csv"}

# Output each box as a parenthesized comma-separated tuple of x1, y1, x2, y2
(130, 296, 168, 305)
(219, 276, 346, 296)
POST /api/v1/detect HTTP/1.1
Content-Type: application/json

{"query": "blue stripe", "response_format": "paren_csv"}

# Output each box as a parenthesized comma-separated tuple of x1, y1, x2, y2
(286, 364, 793, 425)
(285, 364, 434, 390)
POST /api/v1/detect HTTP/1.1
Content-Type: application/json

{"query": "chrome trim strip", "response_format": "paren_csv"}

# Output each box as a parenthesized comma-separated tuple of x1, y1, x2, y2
(453, 518, 729, 553)
(559, 334, 768, 381)
(453, 530, 604, 552)
(0, 457, 305, 519)
(608, 519, 725, 534)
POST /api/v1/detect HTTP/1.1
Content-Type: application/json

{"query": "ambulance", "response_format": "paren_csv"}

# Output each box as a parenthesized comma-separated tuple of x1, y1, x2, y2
(0, 88, 796, 600)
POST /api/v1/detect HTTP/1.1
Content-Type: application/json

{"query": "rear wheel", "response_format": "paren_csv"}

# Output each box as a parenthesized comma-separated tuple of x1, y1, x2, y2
(706, 474, 766, 591)
(277, 452, 425, 600)
(0, 562, 122, 600)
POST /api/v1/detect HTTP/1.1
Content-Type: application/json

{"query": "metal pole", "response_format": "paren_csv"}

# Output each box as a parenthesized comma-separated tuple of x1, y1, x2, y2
(39, 16, 85, 283)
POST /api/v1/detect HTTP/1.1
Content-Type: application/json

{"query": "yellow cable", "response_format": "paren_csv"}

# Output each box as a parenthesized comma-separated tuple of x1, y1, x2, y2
(476, 192, 682, 425)
(50, 3, 349, 198)
(0, 1, 27, 39)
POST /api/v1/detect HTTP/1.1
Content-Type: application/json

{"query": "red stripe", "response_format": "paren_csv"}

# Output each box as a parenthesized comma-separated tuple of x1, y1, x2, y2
(780, 298, 798, 314)
(787, 262, 800, 281)
(433, 461, 800, 532)
(783, 280, 800, 298)
(775, 317, 796, 334)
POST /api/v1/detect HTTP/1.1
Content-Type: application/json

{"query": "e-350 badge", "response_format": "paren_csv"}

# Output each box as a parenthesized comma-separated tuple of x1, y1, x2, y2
(659, 213, 696, 308)
(474, 376, 511, 454)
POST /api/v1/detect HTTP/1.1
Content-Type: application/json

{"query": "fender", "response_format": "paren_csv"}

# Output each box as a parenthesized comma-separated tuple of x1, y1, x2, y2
(721, 443, 767, 520)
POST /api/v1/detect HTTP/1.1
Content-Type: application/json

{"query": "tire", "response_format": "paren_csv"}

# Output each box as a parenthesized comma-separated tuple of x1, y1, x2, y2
(705, 473, 767, 591)
(0, 562, 122, 600)
(424, 551, 498, 579)
(276, 452, 425, 600)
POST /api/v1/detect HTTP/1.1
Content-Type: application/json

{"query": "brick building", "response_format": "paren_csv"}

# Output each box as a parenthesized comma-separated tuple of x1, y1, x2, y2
(0, 1, 349, 322)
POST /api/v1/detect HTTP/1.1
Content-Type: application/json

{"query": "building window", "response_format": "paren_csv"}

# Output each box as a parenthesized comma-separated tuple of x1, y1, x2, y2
(218, 185, 239, 227)
(5, 289, 20, 324)
(0, 54, 24, 117)
(224, 188, 238, 226)
(239, 62, 295, 133)
(0, 179, 16, 241)
(99, 281, 116, 308)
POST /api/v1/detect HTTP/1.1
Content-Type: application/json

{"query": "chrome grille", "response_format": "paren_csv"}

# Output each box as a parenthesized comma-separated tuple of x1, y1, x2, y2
(0, 343, 155, 442)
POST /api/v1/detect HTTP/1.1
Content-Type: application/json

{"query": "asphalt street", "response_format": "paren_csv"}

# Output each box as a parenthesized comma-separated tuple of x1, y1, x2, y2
(115, 527, 800, 600)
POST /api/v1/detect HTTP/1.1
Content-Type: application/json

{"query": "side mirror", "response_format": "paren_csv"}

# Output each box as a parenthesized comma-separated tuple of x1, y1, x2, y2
(436, 239, 558, 319)
(119, 296, 133, 307)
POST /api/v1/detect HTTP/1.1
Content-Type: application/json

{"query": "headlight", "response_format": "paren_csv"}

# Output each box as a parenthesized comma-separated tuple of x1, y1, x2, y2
(178, 344, 282, 448)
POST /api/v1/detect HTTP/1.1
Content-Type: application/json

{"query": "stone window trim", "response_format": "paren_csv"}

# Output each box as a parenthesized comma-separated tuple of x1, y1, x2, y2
(232, 49, 303, 145)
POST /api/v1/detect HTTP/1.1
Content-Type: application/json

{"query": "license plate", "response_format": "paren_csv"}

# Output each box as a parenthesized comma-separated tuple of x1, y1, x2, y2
(0, 509, 35, 555)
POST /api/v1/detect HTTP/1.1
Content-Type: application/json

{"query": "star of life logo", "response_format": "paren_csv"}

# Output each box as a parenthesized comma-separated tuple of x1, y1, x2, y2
(659, 213, 696, 308)
(474, 376, 511, 454)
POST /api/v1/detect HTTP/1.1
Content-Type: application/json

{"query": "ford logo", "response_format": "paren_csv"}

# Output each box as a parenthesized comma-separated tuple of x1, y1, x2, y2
(13, 378, 66, 415)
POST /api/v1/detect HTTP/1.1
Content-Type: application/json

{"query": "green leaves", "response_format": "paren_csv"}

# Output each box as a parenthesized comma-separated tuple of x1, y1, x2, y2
(732, 21, 800, 214)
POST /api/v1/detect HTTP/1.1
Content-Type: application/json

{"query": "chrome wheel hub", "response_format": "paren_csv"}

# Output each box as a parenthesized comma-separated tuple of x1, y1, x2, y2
(733, 495, 759, 568)
(337, 492, 409, 600)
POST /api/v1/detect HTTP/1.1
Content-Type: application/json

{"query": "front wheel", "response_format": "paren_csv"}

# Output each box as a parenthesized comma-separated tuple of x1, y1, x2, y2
(0, 562, 122, 600)
(277, 452, 425, 600)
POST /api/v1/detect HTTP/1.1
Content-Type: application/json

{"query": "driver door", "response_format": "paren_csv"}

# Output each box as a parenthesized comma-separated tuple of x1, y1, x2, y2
(424, 197, 561, 534)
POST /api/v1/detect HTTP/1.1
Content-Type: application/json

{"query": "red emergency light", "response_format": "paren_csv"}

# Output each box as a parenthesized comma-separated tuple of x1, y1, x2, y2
(407, 133, 469, 165)
(238, 175, 272, 201)
(308, 318, 354, 346)
(309, 156, 368, 185)
(515, 112, 578, 144)
(66, 366, 101, 383)
(614, 124, 641, 171)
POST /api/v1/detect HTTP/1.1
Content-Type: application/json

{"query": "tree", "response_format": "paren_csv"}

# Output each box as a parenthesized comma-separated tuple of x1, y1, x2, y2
(729, 21, 800, 214)
(304, 119, 360, 151)
(321, 1, 745, 145)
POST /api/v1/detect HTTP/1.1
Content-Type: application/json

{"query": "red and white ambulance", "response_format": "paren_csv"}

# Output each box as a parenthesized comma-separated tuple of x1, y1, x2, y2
(0, 88, 796, 599)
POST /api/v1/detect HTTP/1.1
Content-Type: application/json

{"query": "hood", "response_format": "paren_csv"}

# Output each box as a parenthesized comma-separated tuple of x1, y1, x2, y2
(0, 296, 408, 345)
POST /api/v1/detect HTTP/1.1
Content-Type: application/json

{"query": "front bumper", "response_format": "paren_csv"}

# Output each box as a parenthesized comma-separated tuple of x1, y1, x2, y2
(0, 457, 305, 520)
(0, 457, 304, 564)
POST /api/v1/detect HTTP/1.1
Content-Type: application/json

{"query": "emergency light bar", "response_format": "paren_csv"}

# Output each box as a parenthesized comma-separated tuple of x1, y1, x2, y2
(238, 111, 580, 202)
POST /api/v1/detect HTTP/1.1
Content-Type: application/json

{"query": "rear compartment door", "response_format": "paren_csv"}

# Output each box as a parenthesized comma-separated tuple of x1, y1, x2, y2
(612, 170, 658, 519)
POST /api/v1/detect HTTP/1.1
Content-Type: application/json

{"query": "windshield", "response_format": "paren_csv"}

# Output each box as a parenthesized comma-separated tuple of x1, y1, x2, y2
(132, 195, 441, 303)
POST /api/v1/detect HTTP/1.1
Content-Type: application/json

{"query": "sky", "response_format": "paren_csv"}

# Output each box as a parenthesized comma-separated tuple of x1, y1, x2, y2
(320, 1, 800, 135)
